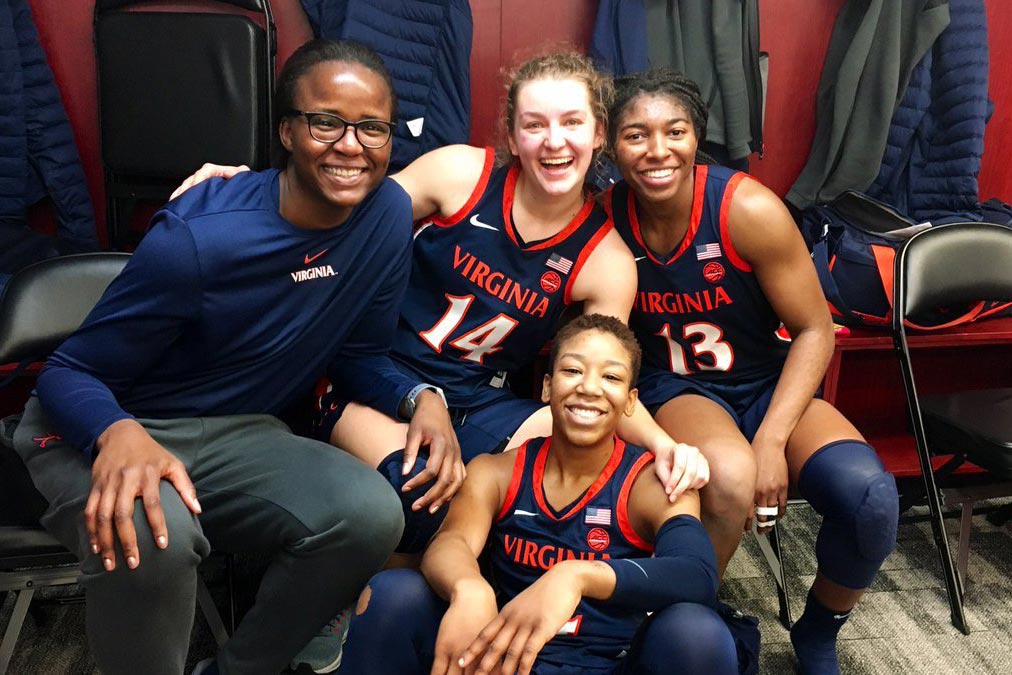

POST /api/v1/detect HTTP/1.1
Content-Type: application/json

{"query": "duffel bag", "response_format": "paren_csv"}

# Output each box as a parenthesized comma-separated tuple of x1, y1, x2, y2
(800, 191, 1012, 329)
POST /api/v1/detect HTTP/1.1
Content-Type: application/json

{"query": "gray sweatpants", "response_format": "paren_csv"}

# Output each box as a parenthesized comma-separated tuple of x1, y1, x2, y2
(13, 397, 404, 675)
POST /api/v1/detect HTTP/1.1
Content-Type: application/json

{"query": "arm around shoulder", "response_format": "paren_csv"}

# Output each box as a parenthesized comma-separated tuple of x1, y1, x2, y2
(391, 144, 491, 221)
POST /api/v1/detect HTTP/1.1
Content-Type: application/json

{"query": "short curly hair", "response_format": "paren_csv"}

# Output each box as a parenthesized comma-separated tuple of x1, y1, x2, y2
(549, 314, 642, 384)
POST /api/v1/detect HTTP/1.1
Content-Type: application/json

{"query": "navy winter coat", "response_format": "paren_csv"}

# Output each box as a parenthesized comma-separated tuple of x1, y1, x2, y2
(0, 0, 98, 270)
(300, 0, 472, 173)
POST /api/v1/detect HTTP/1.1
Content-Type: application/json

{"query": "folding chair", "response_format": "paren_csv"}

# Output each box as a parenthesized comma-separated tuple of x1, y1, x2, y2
(94, 0, 275, 249)
(893, 222, 1012, 634)
(0, 254, 230, 673)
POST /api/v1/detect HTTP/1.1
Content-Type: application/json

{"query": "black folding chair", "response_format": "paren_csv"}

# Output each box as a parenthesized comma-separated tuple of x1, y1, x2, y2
(94, 0, 275, 249)
(893, 222, 1012, 634)
(0, 254, 231, 672)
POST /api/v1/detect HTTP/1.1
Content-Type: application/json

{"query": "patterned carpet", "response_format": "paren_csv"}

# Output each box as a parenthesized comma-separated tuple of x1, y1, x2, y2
(724, 502, 1012, 674)
(4, 502, 1012, 674)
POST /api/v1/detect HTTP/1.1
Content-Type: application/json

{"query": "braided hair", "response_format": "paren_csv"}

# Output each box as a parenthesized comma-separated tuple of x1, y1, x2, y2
(608, 68, 708, 151)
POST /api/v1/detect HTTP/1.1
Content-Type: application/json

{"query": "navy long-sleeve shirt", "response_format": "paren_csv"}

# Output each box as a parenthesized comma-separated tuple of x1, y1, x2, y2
(36, 169, 418, 454)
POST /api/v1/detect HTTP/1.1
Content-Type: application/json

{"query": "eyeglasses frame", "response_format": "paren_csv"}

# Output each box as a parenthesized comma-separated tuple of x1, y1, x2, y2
(286, 109, 396, 149)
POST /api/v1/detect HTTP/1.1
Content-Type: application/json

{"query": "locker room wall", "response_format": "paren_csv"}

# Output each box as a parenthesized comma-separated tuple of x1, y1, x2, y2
(20, 0, 1012, 244)
(465, 0, 1011, 201)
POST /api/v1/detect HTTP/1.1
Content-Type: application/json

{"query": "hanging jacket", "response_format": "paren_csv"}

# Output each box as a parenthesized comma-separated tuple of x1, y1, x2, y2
(786, 0, 951, 210)
(0, 0, 98, 274)
(300, 0, 472, 173)
(867, 0, 990, 222)
(590, 0, 763, 164)
(590, 0, 649, 75)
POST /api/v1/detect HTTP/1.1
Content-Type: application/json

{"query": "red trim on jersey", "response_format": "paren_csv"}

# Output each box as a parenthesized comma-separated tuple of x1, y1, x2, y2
(600, 185, 616, 219)
(563, 218, 615, 305)
(501, 166, 597, 251)
(558, 614, 583, 636)
(616, 452, 655, 552)
(532, 437, 627, 521)
(718, 172, 751, 272)
(496, 441, 530, 522)
(628, 165, 708, 266)
(427, 147, 496, 229)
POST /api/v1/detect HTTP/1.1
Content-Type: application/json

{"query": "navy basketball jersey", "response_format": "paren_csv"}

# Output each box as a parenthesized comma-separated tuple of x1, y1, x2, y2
(608, 165, 788, 385)
(393, 148, 613, 408)
(490, 436, 654, 668)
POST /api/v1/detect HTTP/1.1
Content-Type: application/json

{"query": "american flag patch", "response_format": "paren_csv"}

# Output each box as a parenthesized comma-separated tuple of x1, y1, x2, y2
(695, 242, 722, 260)
(585, 506, 612, 525)
(546, 253, 573, 274)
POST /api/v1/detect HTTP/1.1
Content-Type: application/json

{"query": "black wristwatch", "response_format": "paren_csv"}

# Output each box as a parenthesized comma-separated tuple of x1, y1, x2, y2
(398, 383, 447, 420)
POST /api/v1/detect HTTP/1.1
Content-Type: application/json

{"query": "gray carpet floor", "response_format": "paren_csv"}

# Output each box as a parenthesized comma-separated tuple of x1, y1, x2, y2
(4, 502, 1012, 674)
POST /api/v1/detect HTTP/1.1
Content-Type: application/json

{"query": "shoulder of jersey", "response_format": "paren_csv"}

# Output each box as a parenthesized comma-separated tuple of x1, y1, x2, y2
(706, 164, 741, 187)
(373, 177, 413, 216)
(358, 178, 413, 244)
(165, 169, 271, 221)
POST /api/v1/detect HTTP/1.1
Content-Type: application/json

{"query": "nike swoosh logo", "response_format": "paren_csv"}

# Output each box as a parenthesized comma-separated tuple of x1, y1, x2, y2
(470, 214, 499, 231)
(304, 249, 329, 265)
(513, 509, 538, 517)
(634, 256, 647, 262)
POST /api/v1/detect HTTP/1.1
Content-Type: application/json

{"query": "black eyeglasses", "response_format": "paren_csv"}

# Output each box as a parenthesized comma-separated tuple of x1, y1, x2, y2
(288, 110, 395, 149)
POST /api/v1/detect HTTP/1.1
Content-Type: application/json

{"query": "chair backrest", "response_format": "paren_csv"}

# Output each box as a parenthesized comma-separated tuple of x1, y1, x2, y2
(894, 223, 1012, 330)
(95, 0, 275, 178)
(0, 253, 130, 365)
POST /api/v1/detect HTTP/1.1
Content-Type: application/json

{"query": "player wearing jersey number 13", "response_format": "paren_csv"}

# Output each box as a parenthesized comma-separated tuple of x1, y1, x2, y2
(605, 69, 899, 675)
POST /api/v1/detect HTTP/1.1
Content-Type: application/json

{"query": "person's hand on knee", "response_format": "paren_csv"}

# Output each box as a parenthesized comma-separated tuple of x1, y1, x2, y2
(85, 419, 201, 571)
(403, 391, 464, 514)
(654, 440, 710, 500)
(751, 434, 788, 533)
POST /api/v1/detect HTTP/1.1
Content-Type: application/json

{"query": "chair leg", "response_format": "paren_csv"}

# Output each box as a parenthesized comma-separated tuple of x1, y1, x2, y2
(770, 523, 792, 629)
(924, 485, 969, 634)
(225, 554, 237, 633)
(0, 588, 35, 675)
(753, 522, 792, 629)
(956, 502, 974, 595)
(196, 577, 229, 648)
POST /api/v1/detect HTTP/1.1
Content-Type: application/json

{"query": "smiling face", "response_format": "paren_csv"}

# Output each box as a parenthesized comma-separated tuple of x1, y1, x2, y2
(506, 77, 605, 201)
(612, 93, 699, 206)
(542, 328, 639, 449)
(279, 60, 394, 228)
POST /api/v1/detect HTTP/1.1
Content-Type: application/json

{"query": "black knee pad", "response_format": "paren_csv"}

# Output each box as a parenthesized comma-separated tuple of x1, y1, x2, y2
(799, 440, 899, 589)
(377, 450, 449, 555)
